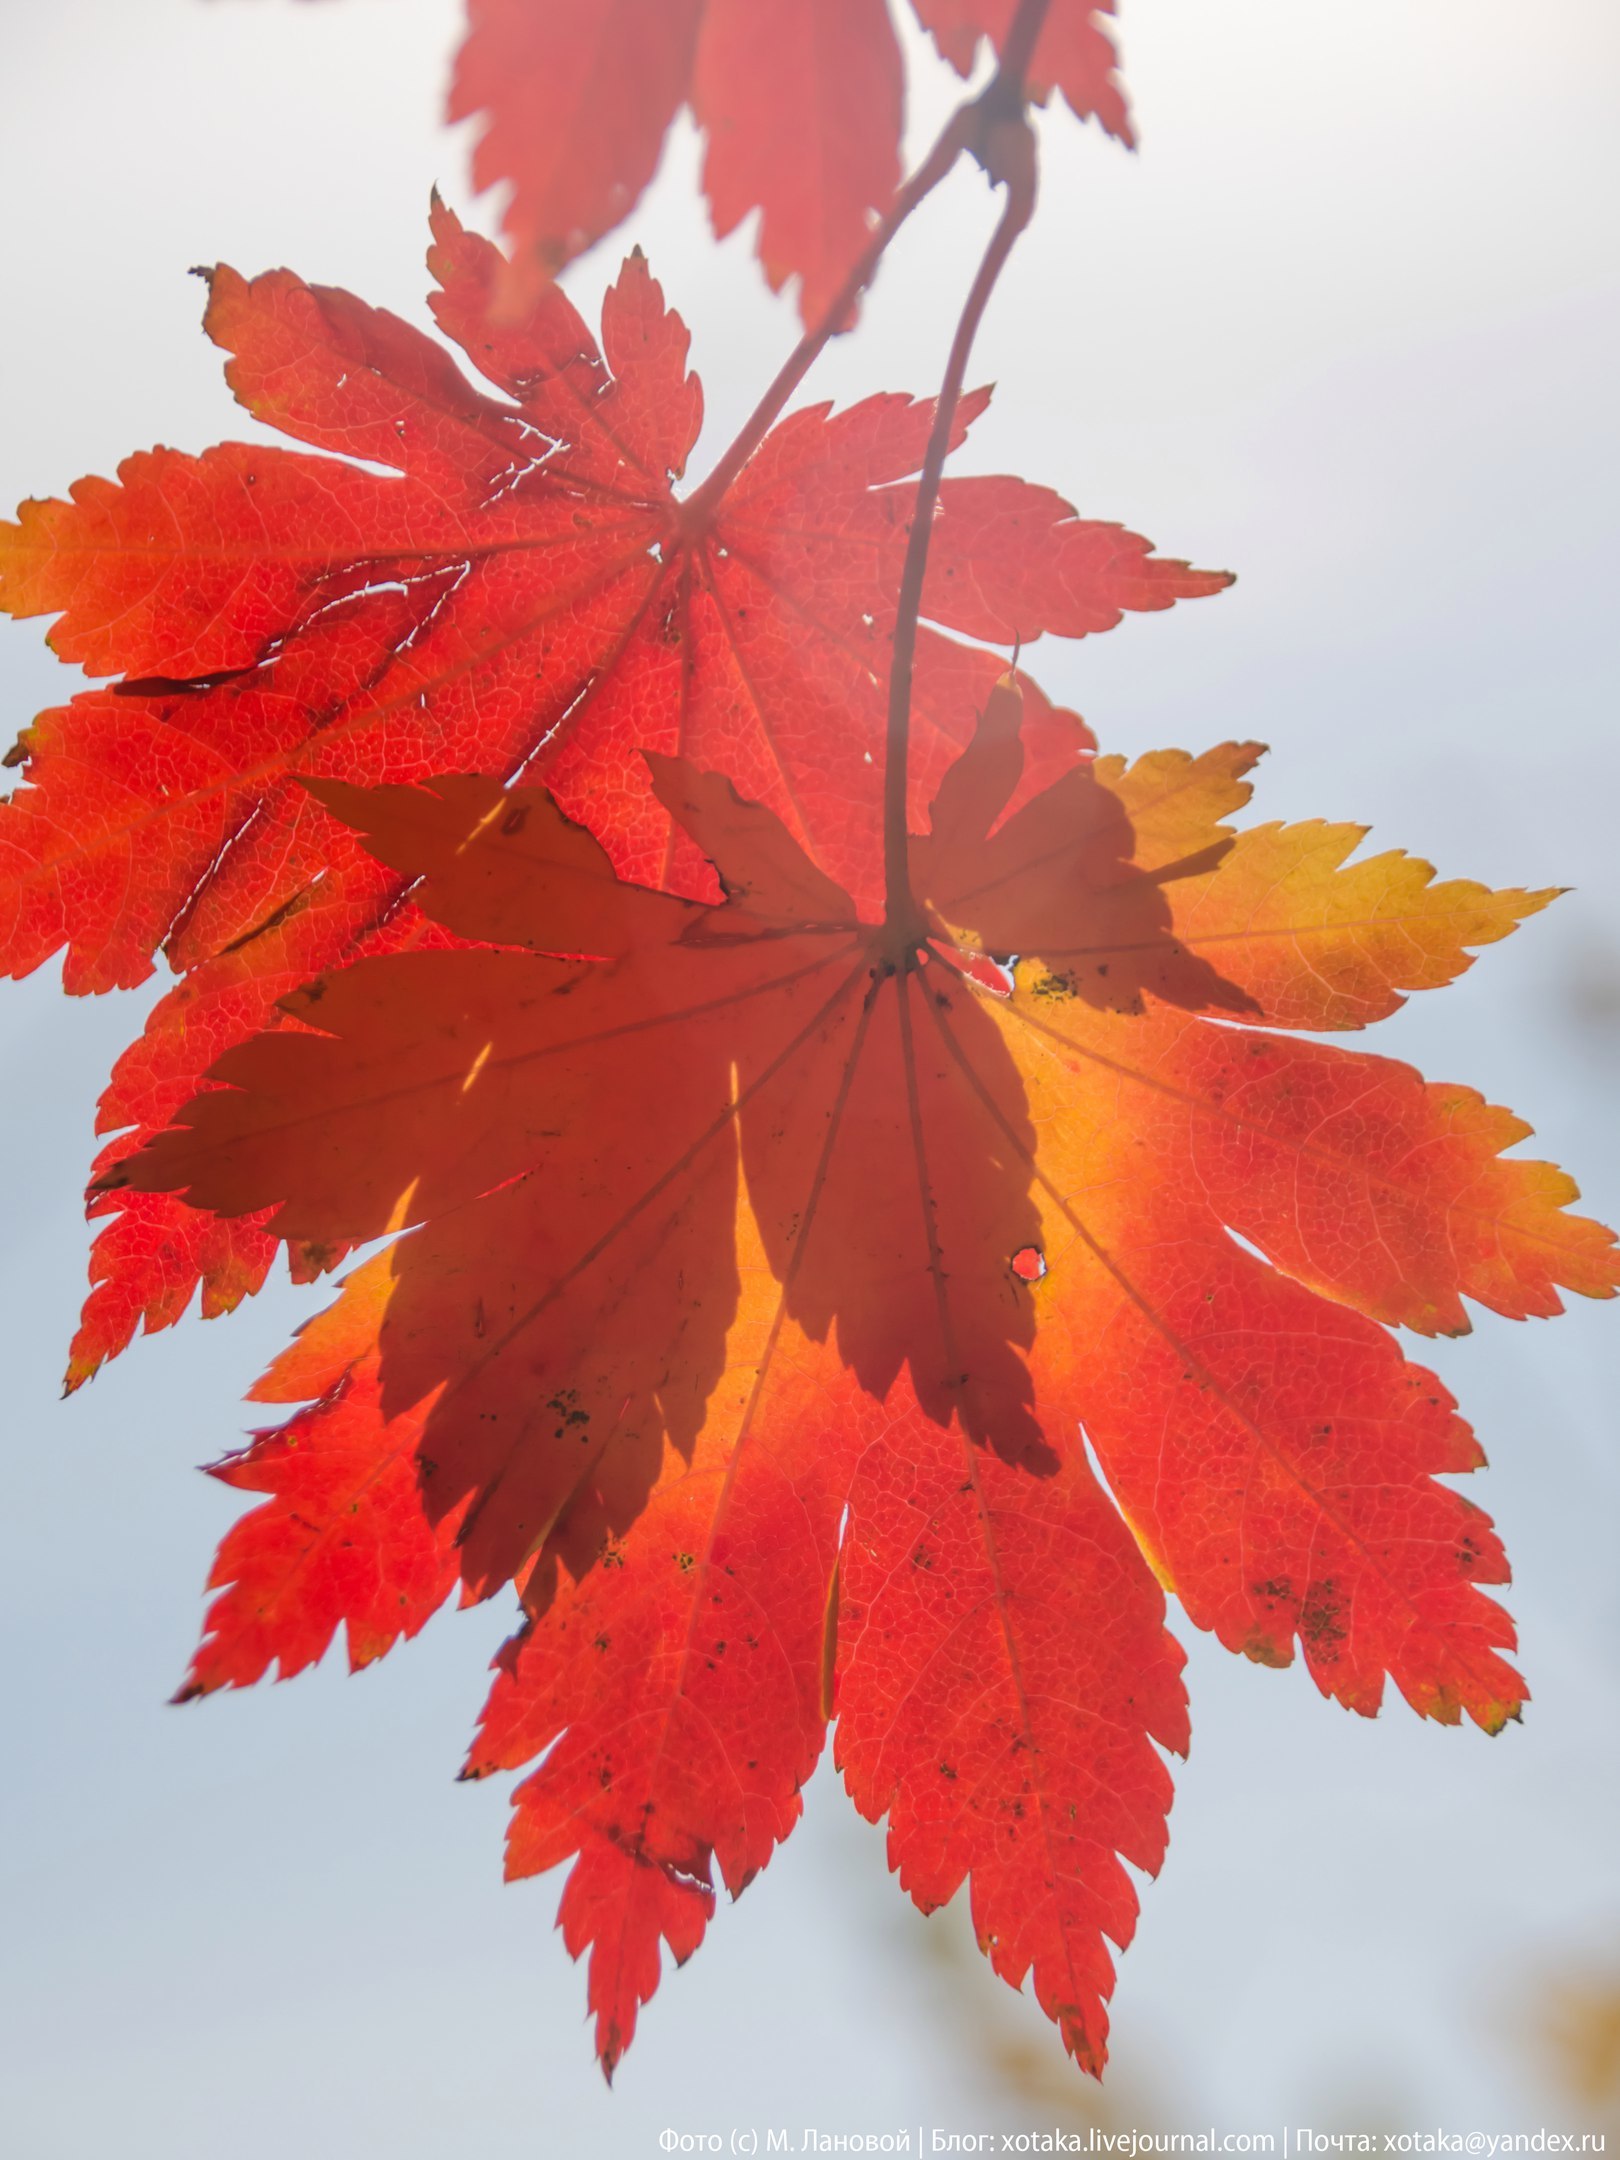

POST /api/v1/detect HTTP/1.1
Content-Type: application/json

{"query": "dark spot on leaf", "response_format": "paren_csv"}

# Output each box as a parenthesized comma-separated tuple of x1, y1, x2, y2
(1300, 1579, 1347, 1656)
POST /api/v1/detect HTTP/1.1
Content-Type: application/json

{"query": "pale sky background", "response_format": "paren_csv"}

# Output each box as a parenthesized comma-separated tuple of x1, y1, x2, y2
(1, 4, 1618, 2154)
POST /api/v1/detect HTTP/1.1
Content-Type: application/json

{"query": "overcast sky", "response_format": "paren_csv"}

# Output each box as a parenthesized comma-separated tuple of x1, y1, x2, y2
(2, 4, 1618, 2155)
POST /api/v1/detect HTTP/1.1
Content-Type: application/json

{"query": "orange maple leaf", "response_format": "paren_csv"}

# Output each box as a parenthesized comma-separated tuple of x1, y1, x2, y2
(108, 679, 1618, 2075)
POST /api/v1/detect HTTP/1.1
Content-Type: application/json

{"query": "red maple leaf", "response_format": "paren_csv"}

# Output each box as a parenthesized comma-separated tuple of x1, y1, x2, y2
(0, 202, 1227, 1387)
(447, 0, 1129, 320)
(109, 680, 1618, 2075)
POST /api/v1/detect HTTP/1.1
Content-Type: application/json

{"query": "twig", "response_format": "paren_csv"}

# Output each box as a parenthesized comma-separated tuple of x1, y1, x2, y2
(681, 107, 972, 527)
(996, 0, 1058, 89)
(881, 0, 1052, 941)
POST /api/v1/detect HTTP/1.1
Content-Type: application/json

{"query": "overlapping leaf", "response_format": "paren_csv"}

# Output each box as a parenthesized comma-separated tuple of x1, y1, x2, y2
(446, 0, 1129, 319)
(0, 202, 1227, 1384)
(112, 682, 1617, 2071)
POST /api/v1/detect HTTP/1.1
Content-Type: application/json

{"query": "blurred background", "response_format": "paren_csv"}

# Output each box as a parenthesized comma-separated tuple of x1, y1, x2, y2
(1, 2, 1617, 2151)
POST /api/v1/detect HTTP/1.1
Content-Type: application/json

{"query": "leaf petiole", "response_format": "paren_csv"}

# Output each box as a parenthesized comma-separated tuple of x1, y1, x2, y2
(882, 0, 1051, 947)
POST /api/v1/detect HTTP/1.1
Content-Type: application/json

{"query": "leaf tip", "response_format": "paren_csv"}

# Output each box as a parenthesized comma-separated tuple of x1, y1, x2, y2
(1478, 1696, 1527, 1737)
(60, 1351, 100, 1399)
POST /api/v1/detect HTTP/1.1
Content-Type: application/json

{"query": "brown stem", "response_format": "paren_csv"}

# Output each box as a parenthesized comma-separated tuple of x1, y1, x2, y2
(879, 0, 1054, 941)
(685, 0, 1054, 946)
(685, 0, 1054, 525)
(681, 108, 973, 528)
(881, 136, 1040, 940)
(996, 0, 1057, 88)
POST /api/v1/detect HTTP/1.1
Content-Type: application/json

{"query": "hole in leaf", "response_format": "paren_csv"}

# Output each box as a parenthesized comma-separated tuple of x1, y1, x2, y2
(1011, 1246, 1046, 1282)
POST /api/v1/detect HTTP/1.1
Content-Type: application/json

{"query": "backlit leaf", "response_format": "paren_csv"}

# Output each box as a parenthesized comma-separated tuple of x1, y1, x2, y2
(0, 204, 1226, 1385)
(111, 681, 1616, 2071)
